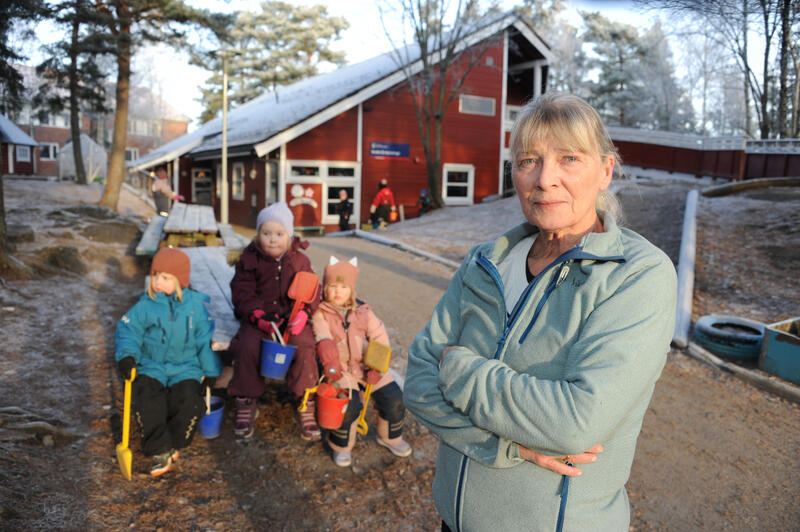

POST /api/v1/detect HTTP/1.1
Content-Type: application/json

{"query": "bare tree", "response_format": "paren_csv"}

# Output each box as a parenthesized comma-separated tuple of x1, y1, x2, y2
(378, 0, 501, 209)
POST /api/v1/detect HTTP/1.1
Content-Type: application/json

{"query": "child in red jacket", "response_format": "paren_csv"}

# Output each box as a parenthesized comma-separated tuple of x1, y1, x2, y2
(312, 256, 411, 467)
(227, 202, 321, 440)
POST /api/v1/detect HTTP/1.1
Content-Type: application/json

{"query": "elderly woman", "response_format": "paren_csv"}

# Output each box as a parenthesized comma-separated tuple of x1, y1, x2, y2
(404, 93, 677, 532)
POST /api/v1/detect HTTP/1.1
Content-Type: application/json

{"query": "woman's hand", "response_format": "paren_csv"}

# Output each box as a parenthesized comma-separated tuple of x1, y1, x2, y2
(518, 443, 603, 477)
(440, 345, 460, 368)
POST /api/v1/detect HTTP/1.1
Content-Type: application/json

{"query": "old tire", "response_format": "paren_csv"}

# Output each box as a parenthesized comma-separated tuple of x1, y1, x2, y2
(693, 314, 765, 360)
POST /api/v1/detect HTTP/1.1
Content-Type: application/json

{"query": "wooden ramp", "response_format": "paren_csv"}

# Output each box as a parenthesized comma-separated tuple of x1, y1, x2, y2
(183, 247, 239, 350)
(135, 215, 168, 256)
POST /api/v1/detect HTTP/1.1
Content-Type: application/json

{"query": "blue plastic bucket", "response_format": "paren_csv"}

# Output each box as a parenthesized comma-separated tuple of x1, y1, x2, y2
(198, 396, 225, 439)
(260, 339, 297, 379)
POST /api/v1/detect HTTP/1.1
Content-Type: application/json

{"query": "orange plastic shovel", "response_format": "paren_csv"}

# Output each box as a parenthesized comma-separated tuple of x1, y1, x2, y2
(116, 367, 136, 480)
(283, 271, 319, 344)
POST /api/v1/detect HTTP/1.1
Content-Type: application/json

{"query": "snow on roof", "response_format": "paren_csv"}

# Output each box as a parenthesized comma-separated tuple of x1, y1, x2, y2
(189, 47, 415, 155)
(134, 11, 539, 168)
(0, 112, 38, 146)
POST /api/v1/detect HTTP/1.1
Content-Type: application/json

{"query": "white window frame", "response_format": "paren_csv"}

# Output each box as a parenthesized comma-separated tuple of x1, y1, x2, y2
(192, 168, 212, 204)
(459, 94, 496, 116)
(285, 159, 360, 226)
(124, 147, 139, 162)
(231, 162, 245, 201)
(442, 163, 475, 206)
(40, 142, 59, 161)
(505, 105, 521, 130)
(15, 145, 31, 162)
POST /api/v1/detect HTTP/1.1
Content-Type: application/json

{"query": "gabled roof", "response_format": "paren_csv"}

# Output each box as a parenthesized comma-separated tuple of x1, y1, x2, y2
(0, 113, 38, 146)
(130, 11, 550, 171)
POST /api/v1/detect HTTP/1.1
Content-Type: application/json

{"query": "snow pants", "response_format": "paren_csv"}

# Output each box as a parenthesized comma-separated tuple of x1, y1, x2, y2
(226, 322, 318, 400)
(328, 381, 405, 447)
(133, 375, 204, 456)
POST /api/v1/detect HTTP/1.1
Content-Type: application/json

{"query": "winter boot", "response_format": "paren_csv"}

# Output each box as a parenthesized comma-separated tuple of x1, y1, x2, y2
(150, 449, 179, 477)
(234, 397, 259, 439)
(294, 398, 321, 441)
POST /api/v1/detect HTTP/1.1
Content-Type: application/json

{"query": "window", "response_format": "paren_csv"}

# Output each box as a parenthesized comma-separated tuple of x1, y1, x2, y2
(326, 186, 355, 217)
(40, 143, 58, 161)
(125, 148, 139, 162)
(442, 163, 474, 205)
(16, 145, 31, 162)
(506, 105, 521, 124)
(193, 168, 212, 205)
(291, 165, 320, 177)
(232, 162, 245, 200)
(459, 94, 495, 116)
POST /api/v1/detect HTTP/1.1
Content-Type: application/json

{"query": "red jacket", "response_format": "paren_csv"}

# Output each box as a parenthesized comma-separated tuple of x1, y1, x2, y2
(230, 238, 320, 324)
(371, 187, 396, 207)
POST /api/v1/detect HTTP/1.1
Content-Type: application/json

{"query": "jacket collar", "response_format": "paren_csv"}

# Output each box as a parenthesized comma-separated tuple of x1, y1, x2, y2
(487, 210, 626, 264)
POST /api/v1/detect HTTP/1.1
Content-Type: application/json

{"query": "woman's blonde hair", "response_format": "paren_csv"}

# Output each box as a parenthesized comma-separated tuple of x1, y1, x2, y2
(509, 92, 624, 224)
(148, 272, 184, 302)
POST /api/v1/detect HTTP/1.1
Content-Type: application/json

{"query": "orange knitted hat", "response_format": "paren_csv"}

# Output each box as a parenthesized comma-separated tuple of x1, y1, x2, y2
(151, 248, 191, 289)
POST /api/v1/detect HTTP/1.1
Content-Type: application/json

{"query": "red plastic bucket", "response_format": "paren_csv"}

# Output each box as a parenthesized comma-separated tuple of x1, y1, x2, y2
(260, 339, 296, 379)
(315, 382, 349, 429)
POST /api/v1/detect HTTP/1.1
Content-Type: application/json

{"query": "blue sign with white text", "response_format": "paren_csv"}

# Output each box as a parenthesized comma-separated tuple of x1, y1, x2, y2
(370, 141, 410, 159)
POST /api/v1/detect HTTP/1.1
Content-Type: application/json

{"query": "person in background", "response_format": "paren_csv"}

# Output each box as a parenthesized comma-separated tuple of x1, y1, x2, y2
(226, 202, 322, 441)
(114, 248, 221, 477)
(415, 188, 431, 216)
(336, 189, 353, 232)
(404, 93, 677, 532)
(369, 178, 396, 229)
(151, 167, 183, 217)
(312, 256, 412, 467)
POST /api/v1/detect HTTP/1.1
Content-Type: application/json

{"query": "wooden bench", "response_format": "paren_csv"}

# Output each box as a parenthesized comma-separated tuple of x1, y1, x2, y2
(135, 215, 168, 256)
(294, 225, 324, 235)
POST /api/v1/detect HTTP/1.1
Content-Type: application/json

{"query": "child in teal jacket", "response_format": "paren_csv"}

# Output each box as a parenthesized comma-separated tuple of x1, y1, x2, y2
(115, 248, 221, 477)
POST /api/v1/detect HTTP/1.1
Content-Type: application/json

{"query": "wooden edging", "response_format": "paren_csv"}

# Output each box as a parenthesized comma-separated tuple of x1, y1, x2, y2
(684, 342, 800, 404)
(701, 176, 800, 197)
(672, 190, 698, 348)
(352, 229, 461, 269)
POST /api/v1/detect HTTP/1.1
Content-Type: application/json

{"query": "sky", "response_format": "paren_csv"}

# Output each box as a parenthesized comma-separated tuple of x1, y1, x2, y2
(26, 0, 654, 131)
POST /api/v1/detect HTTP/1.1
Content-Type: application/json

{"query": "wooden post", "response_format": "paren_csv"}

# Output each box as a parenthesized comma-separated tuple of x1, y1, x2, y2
(673, 189, 698, 348)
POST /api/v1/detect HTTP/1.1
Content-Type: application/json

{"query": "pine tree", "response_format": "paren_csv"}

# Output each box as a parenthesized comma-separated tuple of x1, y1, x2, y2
(192, 1, 348, 123)
(35, 0, 111, 185)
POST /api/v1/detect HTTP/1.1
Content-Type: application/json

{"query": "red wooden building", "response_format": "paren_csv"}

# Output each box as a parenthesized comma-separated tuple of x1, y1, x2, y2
(130, 12, 552, 231)
(0, 112, 38, 175)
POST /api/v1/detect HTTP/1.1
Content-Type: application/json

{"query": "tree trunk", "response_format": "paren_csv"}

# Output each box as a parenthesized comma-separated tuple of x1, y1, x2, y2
(98, 21, 131, 211)
(0, 146, 7, 261)
(777, 0, 790, 138)
(758, 0, 771, 139)
(743, 0, 752, 136)
(429, 116, 443, 209)
(69, 17, 86, 185)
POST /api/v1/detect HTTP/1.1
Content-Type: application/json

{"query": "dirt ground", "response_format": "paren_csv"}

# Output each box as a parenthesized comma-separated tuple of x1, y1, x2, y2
(0, 176, 798, 531)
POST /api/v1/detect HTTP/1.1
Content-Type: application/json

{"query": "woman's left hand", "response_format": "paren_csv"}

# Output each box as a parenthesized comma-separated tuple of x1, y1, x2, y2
(518, 443, 604, 477)
(440, 345, 460, 367)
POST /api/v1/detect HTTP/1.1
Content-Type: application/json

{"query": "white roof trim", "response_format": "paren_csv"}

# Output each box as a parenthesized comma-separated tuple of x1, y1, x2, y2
(512, 20, 554, 63)
(256, 13, 531, 158)
(127, 137, 204, 171)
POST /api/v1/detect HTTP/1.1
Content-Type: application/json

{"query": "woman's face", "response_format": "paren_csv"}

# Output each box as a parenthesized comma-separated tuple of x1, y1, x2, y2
(325, 282, 352, 307)
(257, 221, 290, 259)
(512, 139, 614, 236)
(151, 272, 176, 295)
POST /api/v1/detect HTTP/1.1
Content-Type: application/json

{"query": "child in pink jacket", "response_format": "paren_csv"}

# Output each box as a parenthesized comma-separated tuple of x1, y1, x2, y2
(311, 256, 412, 467)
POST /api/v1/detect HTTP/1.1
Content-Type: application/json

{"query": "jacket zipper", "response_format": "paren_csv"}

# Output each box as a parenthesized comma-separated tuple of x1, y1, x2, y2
(452, 248, 588, 531)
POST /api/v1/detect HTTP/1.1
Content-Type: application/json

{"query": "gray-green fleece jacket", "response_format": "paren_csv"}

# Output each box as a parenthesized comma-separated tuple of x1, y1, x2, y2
(404, 214, 677, 532)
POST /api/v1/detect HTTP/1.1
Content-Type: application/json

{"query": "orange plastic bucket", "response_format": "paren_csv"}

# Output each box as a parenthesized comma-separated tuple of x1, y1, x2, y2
(315, 382, 349, 429)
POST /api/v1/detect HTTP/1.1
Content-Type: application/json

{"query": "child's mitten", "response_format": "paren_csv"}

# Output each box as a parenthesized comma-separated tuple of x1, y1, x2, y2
(317, 339, 343, 381)
(250, 309, 281, 334)
(287, 310, 309, 335)
(117, 356, 136, 380)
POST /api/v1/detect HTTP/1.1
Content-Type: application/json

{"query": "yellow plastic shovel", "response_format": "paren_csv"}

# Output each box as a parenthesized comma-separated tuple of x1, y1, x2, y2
(356, 341, 392, 435)
(116, 368, 136, 480)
